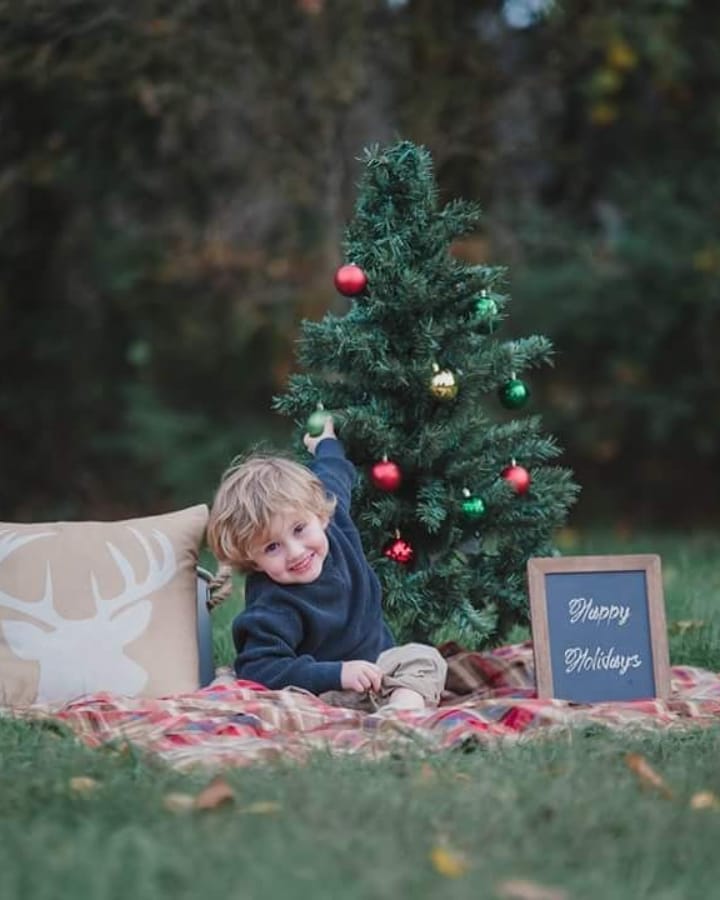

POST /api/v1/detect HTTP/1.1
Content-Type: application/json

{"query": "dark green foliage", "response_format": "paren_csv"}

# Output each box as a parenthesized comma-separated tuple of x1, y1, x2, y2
(509, 168, 720, 523)
(497, 3, 720, 523)
(2, 0, 717, 526)
(0, 1, 379, 519)
(0, 1, 274, 517)
(276, 142, 578, 647)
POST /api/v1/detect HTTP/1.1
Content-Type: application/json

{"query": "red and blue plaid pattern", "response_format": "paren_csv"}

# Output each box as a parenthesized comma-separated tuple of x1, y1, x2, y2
(6, 642, 720, 769)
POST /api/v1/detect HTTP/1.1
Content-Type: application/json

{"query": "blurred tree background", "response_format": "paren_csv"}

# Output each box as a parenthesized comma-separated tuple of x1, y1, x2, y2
(1, 0, 717, 527)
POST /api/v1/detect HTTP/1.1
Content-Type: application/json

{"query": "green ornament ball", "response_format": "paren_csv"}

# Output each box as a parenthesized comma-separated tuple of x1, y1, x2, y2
(461, 495, 487, 520)
(475, 295, 497, 317)
(306, 409, 331, 436)
(474, 294, 498, 333)
(499, 378, 530, 410)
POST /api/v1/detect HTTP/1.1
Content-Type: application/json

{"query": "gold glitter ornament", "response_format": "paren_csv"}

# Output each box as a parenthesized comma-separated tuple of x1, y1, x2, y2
(429, 363, 459, 400)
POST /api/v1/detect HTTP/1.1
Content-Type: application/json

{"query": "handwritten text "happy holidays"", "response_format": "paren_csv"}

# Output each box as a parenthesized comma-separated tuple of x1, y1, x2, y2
(568, 597, 631, 627)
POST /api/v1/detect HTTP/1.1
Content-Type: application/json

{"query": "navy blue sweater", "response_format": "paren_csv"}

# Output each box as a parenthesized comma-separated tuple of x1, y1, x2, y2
(232, 438, 395, 693)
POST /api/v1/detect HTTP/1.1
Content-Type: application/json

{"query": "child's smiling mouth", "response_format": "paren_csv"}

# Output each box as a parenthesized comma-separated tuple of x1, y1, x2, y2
(290, 553, 315, 574)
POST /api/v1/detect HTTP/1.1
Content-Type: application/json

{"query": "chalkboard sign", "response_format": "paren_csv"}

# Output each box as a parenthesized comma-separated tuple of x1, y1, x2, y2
(527, 555, 670, 703)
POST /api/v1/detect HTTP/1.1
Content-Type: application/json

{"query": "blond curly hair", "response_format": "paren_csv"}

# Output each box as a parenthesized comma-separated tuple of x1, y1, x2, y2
(207, 454, 336, 574)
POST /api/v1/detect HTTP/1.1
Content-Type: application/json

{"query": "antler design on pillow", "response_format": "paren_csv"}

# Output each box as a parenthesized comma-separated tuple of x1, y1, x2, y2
(0, 527, 176, 703)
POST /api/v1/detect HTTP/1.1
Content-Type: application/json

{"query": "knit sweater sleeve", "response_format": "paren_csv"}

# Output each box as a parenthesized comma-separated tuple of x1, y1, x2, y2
(309, 438, 356, 513)
(232, 595, 343, 694)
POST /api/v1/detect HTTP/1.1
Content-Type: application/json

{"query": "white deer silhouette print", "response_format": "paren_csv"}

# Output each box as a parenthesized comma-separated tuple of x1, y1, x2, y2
(0, 526, 177, 703)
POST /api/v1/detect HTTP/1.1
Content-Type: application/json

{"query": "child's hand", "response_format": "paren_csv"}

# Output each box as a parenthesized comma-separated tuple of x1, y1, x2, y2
(341, 659, 383, 693)
(303, 416, 336, 455)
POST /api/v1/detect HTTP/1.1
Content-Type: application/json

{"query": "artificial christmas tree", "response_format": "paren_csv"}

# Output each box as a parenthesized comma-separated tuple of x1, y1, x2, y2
(275, 141, 579, 648)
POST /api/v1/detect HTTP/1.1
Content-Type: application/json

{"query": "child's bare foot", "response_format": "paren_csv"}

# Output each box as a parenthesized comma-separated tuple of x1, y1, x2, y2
(384, 687, 426, 711)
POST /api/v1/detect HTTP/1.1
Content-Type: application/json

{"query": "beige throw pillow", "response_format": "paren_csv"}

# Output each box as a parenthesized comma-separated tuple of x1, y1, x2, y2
(0, 505, 208, 707)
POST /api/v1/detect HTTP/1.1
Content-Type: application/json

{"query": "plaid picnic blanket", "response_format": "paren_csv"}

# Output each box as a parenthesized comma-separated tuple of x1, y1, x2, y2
(8, 642, 720, 770)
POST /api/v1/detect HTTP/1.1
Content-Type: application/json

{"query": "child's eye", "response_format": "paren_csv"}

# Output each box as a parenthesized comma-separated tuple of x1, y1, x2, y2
(293, 523, 306, 535)
(264, 542, 279, 554)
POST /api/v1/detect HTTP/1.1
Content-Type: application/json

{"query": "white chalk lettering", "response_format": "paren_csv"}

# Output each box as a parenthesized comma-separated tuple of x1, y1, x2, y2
(563, 646, 642, 677)
(567, 597, 631, 627)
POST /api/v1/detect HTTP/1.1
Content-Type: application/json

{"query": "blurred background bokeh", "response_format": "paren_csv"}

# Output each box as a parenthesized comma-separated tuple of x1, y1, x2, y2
(2, 0, 718, 528)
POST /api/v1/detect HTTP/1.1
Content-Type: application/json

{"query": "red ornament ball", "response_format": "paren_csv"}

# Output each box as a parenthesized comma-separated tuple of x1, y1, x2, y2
(370, 458, 402, 492)
(334, 263, 367, 296)
(383, 537, 414, 565)
(502, 464, 531, 495)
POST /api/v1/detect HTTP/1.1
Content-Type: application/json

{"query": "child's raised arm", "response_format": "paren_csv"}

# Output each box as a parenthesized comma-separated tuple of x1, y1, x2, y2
(304, 419, 356, 514)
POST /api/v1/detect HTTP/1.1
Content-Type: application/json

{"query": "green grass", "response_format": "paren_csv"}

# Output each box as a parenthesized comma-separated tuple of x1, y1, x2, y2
(3, 532, 720, 900)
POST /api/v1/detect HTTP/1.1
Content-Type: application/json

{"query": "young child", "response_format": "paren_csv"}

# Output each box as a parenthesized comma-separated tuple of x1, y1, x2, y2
(207, 418, 446, 711)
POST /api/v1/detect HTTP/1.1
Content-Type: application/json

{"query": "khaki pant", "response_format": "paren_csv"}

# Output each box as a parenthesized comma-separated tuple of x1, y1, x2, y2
(320, 643, 447, 710)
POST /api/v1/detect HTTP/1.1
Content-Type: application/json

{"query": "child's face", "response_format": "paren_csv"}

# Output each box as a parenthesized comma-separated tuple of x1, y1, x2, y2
(248, 509, 329, 585)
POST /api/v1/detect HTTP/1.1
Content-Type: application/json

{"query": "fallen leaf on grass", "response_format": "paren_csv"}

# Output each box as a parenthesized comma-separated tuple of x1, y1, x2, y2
(541, 766, 567, 777)
(625, 753, 673, 799)
(163, 792, 196, 813)
(690, 791, 720, 810)
(495, 878, 567, 900)
(69, 776, 100, 793)
(430, 844, 469, 878)
(163, 777, 236, 814)
(298, 0, 324, 15)
(417, 763, 437, 783)
(238, 801, 281, 815)
(194, 776, 235, 810)
(669, 619, 705, 635)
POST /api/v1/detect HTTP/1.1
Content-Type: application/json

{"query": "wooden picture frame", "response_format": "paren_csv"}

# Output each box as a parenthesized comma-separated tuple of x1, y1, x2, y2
(527, 554, 670, 703)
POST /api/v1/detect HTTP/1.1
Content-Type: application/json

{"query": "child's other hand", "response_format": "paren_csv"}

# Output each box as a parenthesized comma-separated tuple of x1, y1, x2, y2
(341, 659, 383, 693)
(303, 416, 336, 455)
